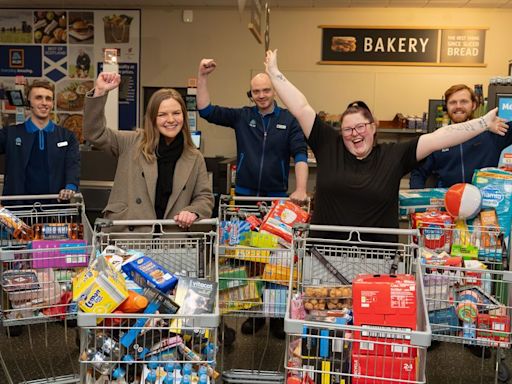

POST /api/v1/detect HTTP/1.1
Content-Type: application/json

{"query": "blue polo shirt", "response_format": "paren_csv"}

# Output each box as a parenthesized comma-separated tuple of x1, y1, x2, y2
(24, 119, 77, 194)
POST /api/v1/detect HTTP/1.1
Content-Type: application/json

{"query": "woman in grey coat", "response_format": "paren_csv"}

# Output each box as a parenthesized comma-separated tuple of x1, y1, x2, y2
(84, 72, 213, 231)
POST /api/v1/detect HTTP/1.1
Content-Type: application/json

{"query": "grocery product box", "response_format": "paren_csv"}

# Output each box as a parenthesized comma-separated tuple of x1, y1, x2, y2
(399, 188, 447, 216)
(240, 231, 278, 248)
(429, 306, 459, 335)
(31, 239, 88, 268)
(218, 266, 249, 291)
(477, 313, 511, 347)
(219, 279, 263, 314)
(224, 247, 271, 263)
(352, 274, 416, 329)
(73, 256, 128, 320)
(352, 354, 417, 384)
(352, 325, 416, 357)
(262, 263, 298, 287)
(121, 254, 178, 293)
(263, 284, 287, 316)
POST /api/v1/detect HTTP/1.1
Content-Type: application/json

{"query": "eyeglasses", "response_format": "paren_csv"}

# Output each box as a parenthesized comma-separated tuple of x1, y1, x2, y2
(341, 122, 371, 137)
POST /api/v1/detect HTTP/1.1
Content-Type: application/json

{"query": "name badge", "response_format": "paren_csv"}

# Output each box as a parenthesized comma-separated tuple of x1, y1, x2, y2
(57, 141, 68, 147)
(276, 124, 287, 130)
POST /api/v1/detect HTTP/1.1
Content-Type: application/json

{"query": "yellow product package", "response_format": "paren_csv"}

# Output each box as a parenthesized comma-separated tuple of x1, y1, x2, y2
(73, 255, 128, 321)
(224, 246, 271, 263)
(219, 280, 263, 314)
(262, 263, 298, 287)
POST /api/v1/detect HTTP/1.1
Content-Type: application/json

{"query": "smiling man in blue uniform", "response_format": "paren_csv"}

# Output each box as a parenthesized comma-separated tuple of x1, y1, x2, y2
(197, 58, 309, 342)
(410, 84, 512, 189)
(0, 80, 79, 202)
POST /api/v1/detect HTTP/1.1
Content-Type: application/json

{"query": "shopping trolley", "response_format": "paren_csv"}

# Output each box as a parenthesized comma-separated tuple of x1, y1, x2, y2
(216, 195, 310, 383)
(285, 224, 431, 384)
(417, 224, 512, 383)
(77, 219, 220, 383)
(0, 194, 93, 384)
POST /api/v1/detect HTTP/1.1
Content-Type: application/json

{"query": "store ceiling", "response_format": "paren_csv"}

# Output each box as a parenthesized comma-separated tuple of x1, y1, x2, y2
(1, 0, 512, 8)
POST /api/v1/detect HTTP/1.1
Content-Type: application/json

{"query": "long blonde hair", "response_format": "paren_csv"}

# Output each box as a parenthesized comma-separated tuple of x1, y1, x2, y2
(139, 89, 194, 162)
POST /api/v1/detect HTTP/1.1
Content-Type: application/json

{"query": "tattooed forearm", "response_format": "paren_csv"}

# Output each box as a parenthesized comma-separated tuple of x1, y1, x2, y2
(445, 120, 478, 132)
(276, 73, 287, 82)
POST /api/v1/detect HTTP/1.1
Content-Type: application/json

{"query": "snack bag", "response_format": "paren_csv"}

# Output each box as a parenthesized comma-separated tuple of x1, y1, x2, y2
(260, 200, 309, 243)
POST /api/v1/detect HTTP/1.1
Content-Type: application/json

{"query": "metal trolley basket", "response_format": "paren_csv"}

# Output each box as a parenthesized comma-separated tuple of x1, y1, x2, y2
(0, 194, 93, 384)
(216, 195, 310, 384)
(77, 219, 220, 384)
(285, 224, 431, 384)
(417, 224, 512, 383)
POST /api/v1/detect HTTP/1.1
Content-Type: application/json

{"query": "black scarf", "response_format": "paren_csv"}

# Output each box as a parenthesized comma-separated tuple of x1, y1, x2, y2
(155, 131, 184, 219)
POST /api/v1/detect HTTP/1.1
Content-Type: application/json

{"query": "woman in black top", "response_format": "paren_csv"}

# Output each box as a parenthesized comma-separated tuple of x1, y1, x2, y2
(264, 49, 508, 242)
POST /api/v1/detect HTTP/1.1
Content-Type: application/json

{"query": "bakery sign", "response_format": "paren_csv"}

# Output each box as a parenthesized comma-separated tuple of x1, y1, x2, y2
(320, 26, 486, 66)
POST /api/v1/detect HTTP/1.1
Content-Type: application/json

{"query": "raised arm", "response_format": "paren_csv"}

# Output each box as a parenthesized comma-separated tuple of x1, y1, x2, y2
(417, 108, 508, 161)
(83, 72, 122, 154)
(264, 50, 316, 138)
(197, 59, 216, 110)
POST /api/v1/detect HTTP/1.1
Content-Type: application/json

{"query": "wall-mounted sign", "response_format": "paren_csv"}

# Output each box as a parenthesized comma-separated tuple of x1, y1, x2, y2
(440, 29, 485, 64)
(320, 26, 487, 67)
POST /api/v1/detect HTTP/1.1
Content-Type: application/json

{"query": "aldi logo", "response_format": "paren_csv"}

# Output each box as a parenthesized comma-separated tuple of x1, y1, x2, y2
(9, 49, 24, 68)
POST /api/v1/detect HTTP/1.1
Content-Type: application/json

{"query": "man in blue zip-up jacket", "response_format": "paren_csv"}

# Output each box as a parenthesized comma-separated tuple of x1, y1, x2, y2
(410, 84, 512, 188)
(197, 58, 308, 342)
(0, 80, 80, 202)
(197, 58, 308, 201)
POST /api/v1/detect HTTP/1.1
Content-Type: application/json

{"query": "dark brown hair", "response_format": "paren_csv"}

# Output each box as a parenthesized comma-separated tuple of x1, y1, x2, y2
(341, 100, 376, 126)
(26, 80, 54, 99)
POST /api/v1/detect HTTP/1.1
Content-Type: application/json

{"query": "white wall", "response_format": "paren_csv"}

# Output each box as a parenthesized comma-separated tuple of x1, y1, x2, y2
(141, 7, 512, 157)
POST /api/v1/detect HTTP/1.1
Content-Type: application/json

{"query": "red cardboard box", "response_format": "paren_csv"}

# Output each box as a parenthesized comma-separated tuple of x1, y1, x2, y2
(351, 354, 417, 384)
(477, 313, 511, 347)
(352, 325, 417, 357)
(352, 274, 417, 330)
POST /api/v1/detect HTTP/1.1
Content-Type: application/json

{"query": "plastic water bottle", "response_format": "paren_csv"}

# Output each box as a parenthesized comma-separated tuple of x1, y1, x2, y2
(183, 363, 193, 377)
(204, 343, 216, 366)
(146, 370, 157, 384)
(112, 367, 127, 384)
(198, 366, 208, 377)
(199, 374, 208, 384)
(163, 373, 174, 384)
(163, 363, 175, 384)
(182, 375, 191, 384)
(147, 356, 159, 371)
(172, 363, 182, 384)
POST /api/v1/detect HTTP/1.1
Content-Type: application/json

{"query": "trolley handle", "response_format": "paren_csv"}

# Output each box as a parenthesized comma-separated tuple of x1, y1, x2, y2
(295, 223, 420, 237)
(0, 193, 84, 202)
(219, 194, 311, 209)
(94, 218, 218, 228)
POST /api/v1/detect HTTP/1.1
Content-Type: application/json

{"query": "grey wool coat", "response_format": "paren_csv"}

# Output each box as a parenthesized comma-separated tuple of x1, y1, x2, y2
(83, 93, 214, 231)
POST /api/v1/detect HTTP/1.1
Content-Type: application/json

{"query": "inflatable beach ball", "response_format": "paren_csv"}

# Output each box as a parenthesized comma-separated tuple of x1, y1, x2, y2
(444, 183, 482, 220)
